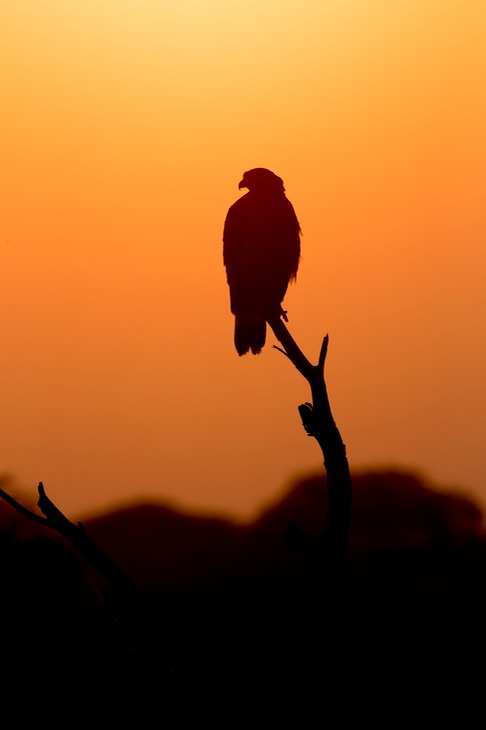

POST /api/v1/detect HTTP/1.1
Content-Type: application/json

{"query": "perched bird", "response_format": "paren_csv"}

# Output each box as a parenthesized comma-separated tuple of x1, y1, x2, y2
(223, 168, 301, 355)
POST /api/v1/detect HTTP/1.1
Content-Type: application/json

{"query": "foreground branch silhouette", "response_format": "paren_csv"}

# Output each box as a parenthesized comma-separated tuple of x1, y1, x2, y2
(267, 313, 352, 567)
(0, 481, 140, 604)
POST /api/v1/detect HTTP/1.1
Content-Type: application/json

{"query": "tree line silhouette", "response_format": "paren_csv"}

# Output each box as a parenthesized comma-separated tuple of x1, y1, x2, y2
(1, 322, 484, 723)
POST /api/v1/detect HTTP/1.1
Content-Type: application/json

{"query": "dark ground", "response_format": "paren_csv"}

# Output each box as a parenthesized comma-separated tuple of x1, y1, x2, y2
(1, 469, 485, 723)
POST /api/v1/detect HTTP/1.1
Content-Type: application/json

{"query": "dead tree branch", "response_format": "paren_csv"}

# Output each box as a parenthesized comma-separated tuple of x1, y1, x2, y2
(0, 481, 140, 604)
(267, 313, 352, 566)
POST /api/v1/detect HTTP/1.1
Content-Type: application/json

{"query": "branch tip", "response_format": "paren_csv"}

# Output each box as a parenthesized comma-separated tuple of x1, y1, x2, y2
(317, 334, 329, 370)
(272, 344, 291, 360)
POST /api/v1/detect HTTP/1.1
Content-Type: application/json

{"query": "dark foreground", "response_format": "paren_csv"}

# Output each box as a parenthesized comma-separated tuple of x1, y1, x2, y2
(1, 470, 485, 723)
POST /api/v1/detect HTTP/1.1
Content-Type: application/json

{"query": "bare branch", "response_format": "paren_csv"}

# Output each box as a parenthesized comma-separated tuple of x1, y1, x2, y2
(0, 487, 48, 526)
(267, 314, 352, 564)
(0, 481, 140, 604)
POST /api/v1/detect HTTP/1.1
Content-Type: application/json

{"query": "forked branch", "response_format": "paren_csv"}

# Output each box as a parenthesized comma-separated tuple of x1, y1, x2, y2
(267, 314, 352, 565)
(0, 481, 140, 603)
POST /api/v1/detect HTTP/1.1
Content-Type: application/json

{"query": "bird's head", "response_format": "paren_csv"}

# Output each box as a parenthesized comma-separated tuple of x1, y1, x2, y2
(238, 168, 285, 192)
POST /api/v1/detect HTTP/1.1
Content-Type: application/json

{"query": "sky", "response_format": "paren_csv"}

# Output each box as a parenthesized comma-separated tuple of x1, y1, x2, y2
(2, 0, 485, 522)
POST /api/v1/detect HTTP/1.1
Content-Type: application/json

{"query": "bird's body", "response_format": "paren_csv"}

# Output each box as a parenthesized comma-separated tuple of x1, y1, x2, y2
(223, 168, 301, 355)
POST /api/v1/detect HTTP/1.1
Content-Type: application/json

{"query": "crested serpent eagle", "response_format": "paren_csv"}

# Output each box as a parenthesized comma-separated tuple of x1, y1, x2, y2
(223, 168, 301, 356)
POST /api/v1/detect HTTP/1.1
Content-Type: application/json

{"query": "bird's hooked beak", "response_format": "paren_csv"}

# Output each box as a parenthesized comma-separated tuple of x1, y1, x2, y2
(238, 178, 246, 190)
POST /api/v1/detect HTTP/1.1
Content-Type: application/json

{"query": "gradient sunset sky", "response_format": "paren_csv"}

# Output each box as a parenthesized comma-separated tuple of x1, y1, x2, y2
(3, 1, 485, 520)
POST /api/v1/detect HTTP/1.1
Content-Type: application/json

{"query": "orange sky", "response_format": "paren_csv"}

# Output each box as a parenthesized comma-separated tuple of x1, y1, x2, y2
(2, 1, 485, 521)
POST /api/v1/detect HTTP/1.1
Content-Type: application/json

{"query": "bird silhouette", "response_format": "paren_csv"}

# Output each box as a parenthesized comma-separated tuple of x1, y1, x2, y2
(223, 168, 301, 355)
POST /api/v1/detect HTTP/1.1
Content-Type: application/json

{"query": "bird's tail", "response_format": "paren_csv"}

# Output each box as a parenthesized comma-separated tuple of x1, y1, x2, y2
(234, 312, 266, 356)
